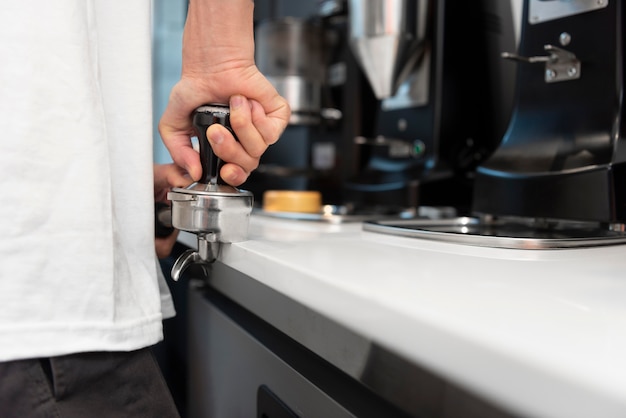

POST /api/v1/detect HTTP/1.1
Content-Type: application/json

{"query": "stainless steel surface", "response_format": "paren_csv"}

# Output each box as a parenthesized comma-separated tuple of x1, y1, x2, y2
(528, 0, 608, 25)
(380, 51, 430, 110)
(172, 249, 204, 281)
(502, 44, 581, 83)
(266, 75, 322, 124)
(254, 208, 415, 224)
(168, 183, 254, 243)
(363, 217, 626, 249)
(188, 282, 358, 418)
(256, 17, 325, 125)
(168, 183, 253, 279)
(348, 0, 429, 99)
(254, 205, 455, 224)
(194, 104, 230, 118)
(199, 262, 518, 417)
(171, 235, 218, 281)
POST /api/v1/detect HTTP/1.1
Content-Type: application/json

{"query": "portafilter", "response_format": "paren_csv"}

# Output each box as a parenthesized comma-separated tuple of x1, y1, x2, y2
(168, 104, 254, 280)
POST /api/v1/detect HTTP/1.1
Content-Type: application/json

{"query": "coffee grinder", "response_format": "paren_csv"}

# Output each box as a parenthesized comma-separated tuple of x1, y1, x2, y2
(364, 0, 626, 249)
(344, 0, 515, 214)
(247, 16, 347, 207)
(473, 0, 626, 226)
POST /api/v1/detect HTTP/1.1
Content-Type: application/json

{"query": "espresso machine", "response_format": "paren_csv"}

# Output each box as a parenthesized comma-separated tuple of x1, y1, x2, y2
(365, 0, 626, 248)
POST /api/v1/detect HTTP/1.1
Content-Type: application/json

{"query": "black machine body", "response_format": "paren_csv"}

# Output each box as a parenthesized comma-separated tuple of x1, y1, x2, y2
(343, 0, 516, 214)
(473, 0, 626, 224)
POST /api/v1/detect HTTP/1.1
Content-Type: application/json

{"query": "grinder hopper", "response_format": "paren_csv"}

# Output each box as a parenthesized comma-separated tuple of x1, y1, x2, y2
(348, 0, 428, 99)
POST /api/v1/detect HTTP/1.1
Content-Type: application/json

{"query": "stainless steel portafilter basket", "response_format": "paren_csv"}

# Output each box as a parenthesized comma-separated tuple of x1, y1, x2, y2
(167, 104, 254, 280)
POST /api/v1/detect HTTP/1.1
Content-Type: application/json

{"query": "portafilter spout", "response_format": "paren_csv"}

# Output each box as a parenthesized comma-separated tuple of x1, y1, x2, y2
(348, 0, 428, 99)
(168, 104, 254, 281)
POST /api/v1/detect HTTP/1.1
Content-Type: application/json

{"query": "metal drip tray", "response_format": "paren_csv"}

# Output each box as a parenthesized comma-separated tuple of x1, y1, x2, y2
(363, 217, 626, 249)
(255, 206, 455, 224)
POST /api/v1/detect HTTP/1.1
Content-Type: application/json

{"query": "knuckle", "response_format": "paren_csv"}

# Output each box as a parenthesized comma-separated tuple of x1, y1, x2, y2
(249, 146, 265, 159)
(229, 109, 249, 127)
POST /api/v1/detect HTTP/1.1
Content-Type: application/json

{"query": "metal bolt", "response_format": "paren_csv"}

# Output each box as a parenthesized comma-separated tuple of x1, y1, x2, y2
(559, 32, 571, 46)
(567, 67, 578, 77)
(545, 69, 557, 81)
(397, 118, 408, 132)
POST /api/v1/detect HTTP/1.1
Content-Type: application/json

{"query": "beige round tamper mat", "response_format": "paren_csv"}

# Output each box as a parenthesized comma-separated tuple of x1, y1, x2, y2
(263, 190, 322, 213)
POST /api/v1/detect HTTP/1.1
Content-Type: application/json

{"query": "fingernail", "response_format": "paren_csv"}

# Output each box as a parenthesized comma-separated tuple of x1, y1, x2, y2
(230, 95, 244, 109)
(190, 165, 201, 181)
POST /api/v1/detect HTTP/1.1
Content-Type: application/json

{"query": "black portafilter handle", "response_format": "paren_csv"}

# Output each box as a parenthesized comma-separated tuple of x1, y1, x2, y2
(192, 104, 236, 185)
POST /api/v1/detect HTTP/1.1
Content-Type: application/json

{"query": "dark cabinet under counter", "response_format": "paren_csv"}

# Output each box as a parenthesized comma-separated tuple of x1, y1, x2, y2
(187, 262, 518, 418)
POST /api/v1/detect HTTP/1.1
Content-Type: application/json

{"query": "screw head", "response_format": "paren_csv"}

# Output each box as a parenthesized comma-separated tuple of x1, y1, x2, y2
(397, 118, 408, 132)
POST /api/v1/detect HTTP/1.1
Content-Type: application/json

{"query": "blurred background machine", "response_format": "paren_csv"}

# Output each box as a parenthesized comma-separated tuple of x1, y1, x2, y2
(246, 0, 517, 217)
(365, 0, 626, 249)
(473, 0, 626, 225)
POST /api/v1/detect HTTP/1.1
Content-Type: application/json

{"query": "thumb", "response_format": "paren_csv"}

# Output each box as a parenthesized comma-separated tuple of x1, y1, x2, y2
(160, 130, 202, 181)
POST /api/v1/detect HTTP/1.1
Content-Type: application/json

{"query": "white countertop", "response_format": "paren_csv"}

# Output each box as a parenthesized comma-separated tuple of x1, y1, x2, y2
(181, 214, 626, 418)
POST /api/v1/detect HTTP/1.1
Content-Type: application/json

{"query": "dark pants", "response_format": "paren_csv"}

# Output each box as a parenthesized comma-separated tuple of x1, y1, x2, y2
(0, 347, 180, 418)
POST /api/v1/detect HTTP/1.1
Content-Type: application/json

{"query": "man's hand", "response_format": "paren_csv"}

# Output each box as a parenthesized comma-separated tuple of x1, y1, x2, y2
(154, 164, 189, 259)
(158, 0, 290, 187)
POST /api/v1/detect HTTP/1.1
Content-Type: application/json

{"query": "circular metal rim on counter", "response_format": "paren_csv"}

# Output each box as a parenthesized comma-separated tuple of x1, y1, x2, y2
(363, 217, 626, 250)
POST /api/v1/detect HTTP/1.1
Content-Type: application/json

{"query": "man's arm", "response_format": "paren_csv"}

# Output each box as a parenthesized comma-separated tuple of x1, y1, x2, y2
(159, 0, 291, 186)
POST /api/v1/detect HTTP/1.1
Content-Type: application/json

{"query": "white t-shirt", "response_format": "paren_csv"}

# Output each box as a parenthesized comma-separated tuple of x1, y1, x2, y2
(0, 1, 175, 361)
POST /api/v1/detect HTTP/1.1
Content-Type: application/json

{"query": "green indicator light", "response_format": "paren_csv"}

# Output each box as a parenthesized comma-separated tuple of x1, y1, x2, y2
(412, 140, 425, 157)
